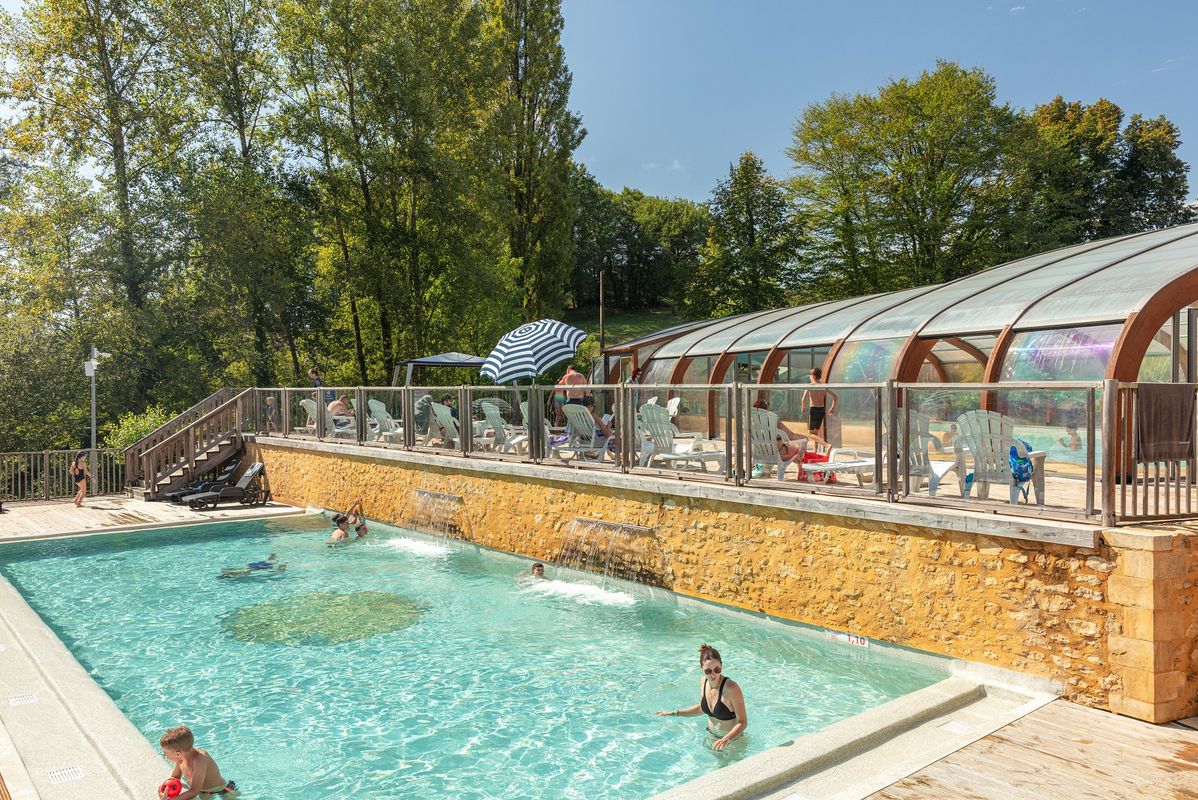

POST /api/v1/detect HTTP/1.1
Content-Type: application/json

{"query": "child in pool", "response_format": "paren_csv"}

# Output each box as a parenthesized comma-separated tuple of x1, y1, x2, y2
(326, 498, 366, 545)
(158, 726, 237, 798)
(1059, 424, 1082, 451)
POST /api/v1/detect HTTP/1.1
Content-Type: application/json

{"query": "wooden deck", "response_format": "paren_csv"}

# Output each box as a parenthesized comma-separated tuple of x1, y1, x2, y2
(0, 496, 300, 542)
(870, 700, 1198, 800)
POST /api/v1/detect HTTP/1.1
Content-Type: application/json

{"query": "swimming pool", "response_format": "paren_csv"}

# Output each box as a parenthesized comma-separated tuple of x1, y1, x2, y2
(0, 516, 948, 799)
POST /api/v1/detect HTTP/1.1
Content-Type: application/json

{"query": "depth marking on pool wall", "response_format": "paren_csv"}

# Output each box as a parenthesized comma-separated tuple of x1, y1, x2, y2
(825, 629, 870, 648)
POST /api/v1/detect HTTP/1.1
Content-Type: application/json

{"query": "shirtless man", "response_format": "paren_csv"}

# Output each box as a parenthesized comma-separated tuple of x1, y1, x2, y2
(801, 367, 837, 440)
(558, 364, 589, 405)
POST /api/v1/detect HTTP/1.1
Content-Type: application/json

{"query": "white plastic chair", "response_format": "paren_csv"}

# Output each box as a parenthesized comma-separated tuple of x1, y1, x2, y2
(955, 410, 1045, 505)
(639, 404, 724, 472)
(551, 403, 609, 462)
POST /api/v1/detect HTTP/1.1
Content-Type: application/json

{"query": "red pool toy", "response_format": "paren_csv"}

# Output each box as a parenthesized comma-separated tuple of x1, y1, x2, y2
(160, 777, 183, 798)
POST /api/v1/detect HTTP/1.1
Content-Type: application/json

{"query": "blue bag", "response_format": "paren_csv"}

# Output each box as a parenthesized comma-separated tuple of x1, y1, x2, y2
(1009, 437, 1034, 499)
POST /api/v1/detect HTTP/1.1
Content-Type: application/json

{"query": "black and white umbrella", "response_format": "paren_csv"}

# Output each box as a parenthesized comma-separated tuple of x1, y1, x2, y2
(481, 319, 588, 383)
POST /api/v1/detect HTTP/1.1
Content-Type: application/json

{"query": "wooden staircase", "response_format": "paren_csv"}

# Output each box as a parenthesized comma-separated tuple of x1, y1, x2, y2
(124, 389, 254, 501)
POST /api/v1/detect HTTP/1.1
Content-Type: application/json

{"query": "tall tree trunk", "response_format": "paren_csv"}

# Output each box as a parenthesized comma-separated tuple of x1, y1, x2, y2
(349, 294, 369, 385)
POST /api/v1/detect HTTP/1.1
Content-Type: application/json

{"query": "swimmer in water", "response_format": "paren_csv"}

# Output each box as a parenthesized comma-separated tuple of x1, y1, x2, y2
(657, 643, 748, 750)
(327, 499, 366, 546)
(219, 554, 287, 579)
(531, 562, 545, 579)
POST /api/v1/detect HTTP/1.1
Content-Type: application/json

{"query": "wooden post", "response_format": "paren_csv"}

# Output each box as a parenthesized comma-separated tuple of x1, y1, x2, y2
(42, 450, 50, 500)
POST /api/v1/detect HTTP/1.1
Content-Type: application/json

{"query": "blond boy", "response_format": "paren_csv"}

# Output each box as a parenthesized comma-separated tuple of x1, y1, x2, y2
(158, 726, 236, 798)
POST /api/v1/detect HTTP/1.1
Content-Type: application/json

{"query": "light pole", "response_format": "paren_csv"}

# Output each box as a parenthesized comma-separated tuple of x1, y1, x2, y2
(83, 347, 111, 495)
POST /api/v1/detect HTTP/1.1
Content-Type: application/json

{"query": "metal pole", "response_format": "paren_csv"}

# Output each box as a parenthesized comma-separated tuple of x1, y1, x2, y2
(1101, 379, 1117, 527)
(90, 363, 98, 496)
(599, 271, 605, 355)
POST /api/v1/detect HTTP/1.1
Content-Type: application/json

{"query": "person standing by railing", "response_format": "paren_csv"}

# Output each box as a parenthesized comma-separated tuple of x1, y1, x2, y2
(70, 451, 90, 507)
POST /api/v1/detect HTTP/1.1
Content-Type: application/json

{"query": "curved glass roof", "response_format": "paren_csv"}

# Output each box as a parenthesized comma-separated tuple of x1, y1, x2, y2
(615, 222, 1198, 372)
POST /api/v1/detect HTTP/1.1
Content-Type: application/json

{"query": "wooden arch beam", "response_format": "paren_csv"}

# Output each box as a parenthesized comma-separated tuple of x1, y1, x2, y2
(1107, 268, 1198, 380)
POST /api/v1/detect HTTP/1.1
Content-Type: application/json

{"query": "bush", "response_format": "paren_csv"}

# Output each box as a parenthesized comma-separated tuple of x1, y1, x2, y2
(101, 406, 175, 450)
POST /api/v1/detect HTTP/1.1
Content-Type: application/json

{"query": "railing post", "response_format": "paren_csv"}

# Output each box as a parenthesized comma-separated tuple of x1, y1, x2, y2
(874, 384, 886, 495)
(887, 381, 898, 501)
(356, 386, 367, 444)
(316, 393, 326, 441)
(282, 390, 291, 438)
(725, 386, 734, 482)
(90, 448, 98, 497)
(734, 383, 745, 486)
(403, 388, 415, 449)
(1101, 379, 1117, 526)
(617, 384, 629, 474)
(42, 450, 50, 500)
(530, 385, 544, 463)
(1085, 386, 1097, 516)
(460, 386, 471, 456)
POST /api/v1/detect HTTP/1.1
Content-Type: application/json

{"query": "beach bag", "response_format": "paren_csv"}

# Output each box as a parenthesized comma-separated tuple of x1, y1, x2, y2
(1009, 437, 1034, 499)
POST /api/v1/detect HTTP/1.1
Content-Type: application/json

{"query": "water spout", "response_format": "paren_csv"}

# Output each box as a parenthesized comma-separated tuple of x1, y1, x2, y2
(556, 516, 665, 587)
(408, 489, 465, 538)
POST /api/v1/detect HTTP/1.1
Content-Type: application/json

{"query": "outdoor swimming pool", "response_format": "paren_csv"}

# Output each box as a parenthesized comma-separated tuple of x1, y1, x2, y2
(0, 515, 949, 799)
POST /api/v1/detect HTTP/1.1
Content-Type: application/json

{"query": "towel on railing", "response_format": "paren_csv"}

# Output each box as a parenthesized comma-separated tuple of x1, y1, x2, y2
(1134, 383, 1196, 462)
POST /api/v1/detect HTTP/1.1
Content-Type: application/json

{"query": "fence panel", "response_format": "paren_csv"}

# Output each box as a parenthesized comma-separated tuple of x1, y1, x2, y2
(0, 449, 125, 502)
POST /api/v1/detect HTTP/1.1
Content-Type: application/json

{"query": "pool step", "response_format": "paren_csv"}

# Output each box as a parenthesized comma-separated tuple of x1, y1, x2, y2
(651, 677, 1054, 800)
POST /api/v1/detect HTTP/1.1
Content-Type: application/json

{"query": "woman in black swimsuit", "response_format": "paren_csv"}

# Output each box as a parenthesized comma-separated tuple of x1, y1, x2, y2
(70, 452, 90, 508)
(657, 643, 748, 750)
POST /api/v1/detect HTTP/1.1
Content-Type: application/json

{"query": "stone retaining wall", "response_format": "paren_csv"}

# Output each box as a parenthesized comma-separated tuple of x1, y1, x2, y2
(249, 441, 1198, 723)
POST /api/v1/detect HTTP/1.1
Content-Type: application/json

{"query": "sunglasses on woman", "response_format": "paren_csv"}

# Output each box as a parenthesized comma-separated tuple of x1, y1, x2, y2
(703, 665, 721, 675)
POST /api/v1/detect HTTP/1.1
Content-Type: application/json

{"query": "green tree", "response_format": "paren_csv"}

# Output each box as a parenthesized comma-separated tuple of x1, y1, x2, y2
(790, 62, 1021, 296)
(686, 152, 800, 318)
(485, 0, 584, 319)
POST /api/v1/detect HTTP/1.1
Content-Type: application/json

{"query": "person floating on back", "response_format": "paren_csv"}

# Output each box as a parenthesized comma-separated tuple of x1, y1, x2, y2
(157, 725, 237, 798)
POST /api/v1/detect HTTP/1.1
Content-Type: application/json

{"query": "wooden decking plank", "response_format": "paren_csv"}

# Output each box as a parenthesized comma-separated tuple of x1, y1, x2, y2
(871, 701, 1198, 800)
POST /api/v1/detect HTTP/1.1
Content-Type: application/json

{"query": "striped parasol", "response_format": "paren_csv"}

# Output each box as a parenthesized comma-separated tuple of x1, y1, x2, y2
(481, 319, 588, 383)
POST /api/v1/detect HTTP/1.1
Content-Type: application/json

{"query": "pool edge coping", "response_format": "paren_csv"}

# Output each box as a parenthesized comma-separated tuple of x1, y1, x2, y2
(0, 574, 163, 799)
(647, 675, 1058, 800)
(0, 505, 307, 544)
(0, 511, 1062, 800)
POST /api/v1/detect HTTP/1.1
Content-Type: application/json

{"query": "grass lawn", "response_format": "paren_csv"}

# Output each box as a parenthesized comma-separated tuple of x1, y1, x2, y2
(564, 307, 690, 346)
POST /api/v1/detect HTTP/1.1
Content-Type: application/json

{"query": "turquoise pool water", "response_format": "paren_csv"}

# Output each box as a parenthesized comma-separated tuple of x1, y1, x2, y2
(0, 516, 948, 799)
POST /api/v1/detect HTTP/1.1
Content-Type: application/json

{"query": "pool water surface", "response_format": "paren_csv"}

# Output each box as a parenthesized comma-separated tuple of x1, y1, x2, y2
(0, 516, 948, 799)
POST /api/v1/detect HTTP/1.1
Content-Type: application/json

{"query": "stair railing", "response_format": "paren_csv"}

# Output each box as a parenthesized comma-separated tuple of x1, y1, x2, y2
(122, 388, 244, 483)
(138, 389, 254, 497)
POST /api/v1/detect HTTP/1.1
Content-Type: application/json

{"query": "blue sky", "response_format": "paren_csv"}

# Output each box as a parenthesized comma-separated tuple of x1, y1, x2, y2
(561, 0, 1198, 202)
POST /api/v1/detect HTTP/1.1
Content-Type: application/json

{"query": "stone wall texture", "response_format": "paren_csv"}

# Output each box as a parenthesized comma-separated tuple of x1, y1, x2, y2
(250, 442, 1198, 723)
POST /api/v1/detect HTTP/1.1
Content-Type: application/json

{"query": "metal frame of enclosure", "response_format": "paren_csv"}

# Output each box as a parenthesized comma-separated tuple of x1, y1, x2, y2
(233, 378, 1196, 528)
(600, 223, 1198, 393)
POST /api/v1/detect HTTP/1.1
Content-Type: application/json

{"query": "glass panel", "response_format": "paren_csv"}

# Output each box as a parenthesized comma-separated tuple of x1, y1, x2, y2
(773, 347, 830, 384)
(903, 385, 1100, 515)
(828, 338, 905, 383)
(923, 227, 1190, 337)
(848, 244, 1104, 340)
(681, 356, 715, 384)
(779, 287, 925, 349)
(1020, 229, 1198, 328)
(1137, 319, 1174, 383)
(1000, 325, 1122, 381)
(720, 351, 767, 384)
(640, 358, 677, 387)
(728, 298, 873, 354)
(684, 306, 810, 357)
(654, 308, 781, 358)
